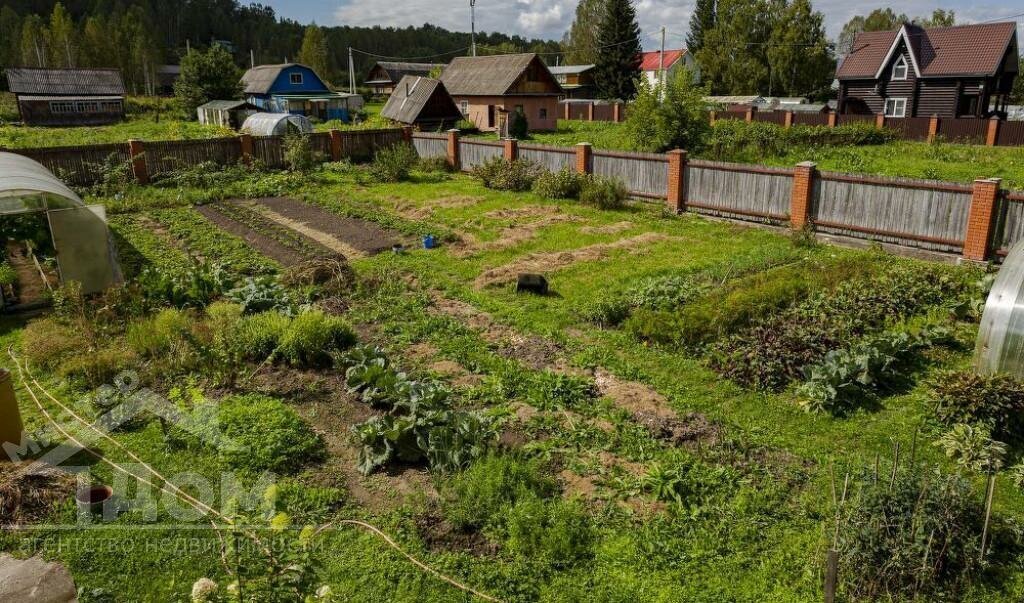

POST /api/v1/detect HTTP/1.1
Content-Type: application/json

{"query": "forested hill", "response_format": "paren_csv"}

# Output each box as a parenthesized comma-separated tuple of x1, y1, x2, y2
(0, 1, 562, 92)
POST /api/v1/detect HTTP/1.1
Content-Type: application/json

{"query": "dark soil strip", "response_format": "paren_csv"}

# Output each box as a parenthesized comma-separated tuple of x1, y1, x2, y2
(195, 205, 307, 266)
(251, 197, 400, 255)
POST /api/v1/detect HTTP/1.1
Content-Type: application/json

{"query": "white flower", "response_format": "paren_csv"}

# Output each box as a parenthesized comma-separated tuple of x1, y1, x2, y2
(316, 585, 334, 599)
(191, 578, 218, 602)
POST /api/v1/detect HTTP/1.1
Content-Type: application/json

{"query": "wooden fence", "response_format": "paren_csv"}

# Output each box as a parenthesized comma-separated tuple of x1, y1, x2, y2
(415, 130, 1021, 262)
(2, 127, 408, 185)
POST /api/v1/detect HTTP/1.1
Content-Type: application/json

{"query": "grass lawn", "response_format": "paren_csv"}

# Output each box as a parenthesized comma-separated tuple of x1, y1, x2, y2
(2, 162, 1022, 602)
(516, 120, 1024, 190)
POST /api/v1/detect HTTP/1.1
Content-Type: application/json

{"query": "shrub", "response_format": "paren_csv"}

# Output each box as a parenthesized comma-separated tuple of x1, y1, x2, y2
(504, 497, 594, 566)
(126, 308, 193, 357)
(442, 454, 557, 530)
(624, 68, 710, 153)
(417, 156, 452, 174)
(455, 119, 478, 132)
(532, 168, 586, 200)
(369, 143, 419, 182)
(934, 423, 1007, 474)
(22, 318, 88, 369)
(509, 110, 529, 140)
(707, 120, 897, 161)
(578, 175, 628, 210)
(218, 394, 325, 474)
(837, 466, 984, 599)
(0, 262, 17, 287)
(283, 132, 320, 172)
(231, 311, 292, 360)
(276, 310, 356, 368)
(471, 157, 541, 192)
(59, 346, 138, 388)
(933, 371, 1024, 441)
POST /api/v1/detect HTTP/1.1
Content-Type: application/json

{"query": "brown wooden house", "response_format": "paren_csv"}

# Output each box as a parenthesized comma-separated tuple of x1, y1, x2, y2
(549, 64, 595, 99)
(836, 22, 1019, 119)
(365, 62, 443, 96)
(439, 53, 562, 133)
(5, 68, 126, 126)
(380, 76, 463, 130)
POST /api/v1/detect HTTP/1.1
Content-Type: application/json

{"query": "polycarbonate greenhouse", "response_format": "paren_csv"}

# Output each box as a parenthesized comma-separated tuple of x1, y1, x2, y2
(240, 112, 314, 136)
(0, 152, 121, 294)
(976, 239, 1024, 377)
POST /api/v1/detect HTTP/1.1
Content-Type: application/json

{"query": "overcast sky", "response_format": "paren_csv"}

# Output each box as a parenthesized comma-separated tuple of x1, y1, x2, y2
(262, 1, 1022, 50)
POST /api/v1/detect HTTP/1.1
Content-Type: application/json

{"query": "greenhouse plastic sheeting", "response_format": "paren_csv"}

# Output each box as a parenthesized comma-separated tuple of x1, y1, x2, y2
(0, 152, 121, 294)
(976, 239, 1024, 377)
(240, 112, 314, 136)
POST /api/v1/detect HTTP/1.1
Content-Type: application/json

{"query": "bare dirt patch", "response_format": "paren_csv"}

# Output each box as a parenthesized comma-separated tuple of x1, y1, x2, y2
(5, 243, 56, 306)
(195, 204, 307, 266)
(389, 195, 484, 221)
(415, 513, 499, 556)
(474, 232, 673, 288)
(0, 463, 76, 526)
(249, 197, 399, 256)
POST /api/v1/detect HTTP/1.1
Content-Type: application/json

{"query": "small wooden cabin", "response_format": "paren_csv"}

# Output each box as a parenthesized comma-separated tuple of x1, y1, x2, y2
(380, 76, 463, 129)
(365, 62, 444, 96)
(5, 68, 126, 126)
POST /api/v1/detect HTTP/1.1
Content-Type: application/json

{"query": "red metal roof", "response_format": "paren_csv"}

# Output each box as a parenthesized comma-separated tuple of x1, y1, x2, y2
(638, 49, 685, 72)
(837, 22, 1018, 79)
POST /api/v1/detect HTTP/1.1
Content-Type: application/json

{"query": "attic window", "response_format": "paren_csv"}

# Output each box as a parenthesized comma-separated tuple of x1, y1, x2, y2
(892, 56, 908, 81)
(290, 73, 303, 85)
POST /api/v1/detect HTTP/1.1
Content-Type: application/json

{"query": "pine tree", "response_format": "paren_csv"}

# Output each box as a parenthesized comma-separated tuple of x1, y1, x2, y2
(593, 0, 642, 100)
(297, 24, 331, 82)
(563, 0, 606, 64)
(686, 0, 715, 54)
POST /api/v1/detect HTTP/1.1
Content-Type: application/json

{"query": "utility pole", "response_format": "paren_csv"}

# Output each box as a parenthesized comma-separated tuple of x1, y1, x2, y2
(250, 49, 255, 69)
(659, 27, 666, 89)
(470, 0, 477, 56)
(348, 47, 356, 94)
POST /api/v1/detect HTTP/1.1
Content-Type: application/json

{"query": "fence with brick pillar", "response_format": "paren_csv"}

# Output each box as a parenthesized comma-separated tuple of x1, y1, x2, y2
(446, 129, 461, 171)
(666, 150, 687, 213)
(239, 134, 254, 165)
(128, 139, 148, 184)
(503, 138, 519, 161)
(575, 142, 592, 174)
(963, 179, 1002, 261)
(789, 162, 815, 229)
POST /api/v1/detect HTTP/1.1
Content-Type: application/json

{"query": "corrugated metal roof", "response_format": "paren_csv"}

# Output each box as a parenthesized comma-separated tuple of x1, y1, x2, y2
(837, 22, 1018, 79)
(548, 64, 594, 75)
(198, 100, 254, 110)
(440, 53, 548, 96)
(380, 76, 462, 124)
(5, 68, 125, 96)
(638, 50, 686, 72)
(369, 62, 443, 84)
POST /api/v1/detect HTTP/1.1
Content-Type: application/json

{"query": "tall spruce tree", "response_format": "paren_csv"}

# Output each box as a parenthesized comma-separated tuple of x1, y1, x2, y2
(593, 0, 642, 100)
(686, 0, 715, 54)
(563, 0, 606, 64)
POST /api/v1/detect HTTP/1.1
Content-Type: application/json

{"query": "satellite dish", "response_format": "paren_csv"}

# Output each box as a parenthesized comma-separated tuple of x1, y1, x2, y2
(976, 239, 1024, 376)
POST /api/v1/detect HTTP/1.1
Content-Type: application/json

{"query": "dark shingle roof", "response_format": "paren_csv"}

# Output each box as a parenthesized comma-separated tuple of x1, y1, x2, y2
(837, 22, 1018, 79)
(380, 76, 461, 124)
(366, 62, 443, 84)
(5, 68, 125, 96)
(440, 53, 550, 96)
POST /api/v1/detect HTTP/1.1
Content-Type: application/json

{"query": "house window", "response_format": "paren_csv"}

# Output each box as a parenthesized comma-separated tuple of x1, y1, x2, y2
(459, 100, 469, 116)
(49, 101, 76, 114)
(892, 56, 908, 80)
(290, 73, 303, 85)
(884, 98, 907, 118)
(539, 107, 548, 120)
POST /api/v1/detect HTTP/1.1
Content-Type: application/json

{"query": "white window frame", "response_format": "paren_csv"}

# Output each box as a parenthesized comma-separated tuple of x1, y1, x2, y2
(891, 55, 908, 81)
(884, 98, 907, 118)
(289, 73, 303, 85)
(459, 100, 469, 116)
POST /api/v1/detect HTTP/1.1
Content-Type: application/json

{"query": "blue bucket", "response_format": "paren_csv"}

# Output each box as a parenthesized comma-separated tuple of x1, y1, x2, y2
(423, 234, 436, 249)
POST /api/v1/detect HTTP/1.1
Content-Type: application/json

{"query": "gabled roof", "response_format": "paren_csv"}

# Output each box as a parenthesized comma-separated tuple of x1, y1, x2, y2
(380, 76, 462, 124)
(548, 64, 595, 75)
(638, 49, 686, 72)
(242, 63, 329, 94)
(5, 68, 125, 96)
(440, 53, 555, 96)
(837, 22, 1018, 80)
(366, 62, 443, 84)
(198, 100, 256, 111)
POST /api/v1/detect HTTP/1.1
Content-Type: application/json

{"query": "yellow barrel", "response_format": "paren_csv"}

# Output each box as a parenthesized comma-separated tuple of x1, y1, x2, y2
(0, 368, 24, 459)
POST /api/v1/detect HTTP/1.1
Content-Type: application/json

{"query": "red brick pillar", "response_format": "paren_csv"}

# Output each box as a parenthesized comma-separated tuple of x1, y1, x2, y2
(927, 115, 940, 144)
(239, 134, 254, 165)
(613, 103, 622, 123)
(962, 178, 1002, 261)
(575, 142, 592, 175)
(587, 102, 595, 122)
(745, 106, 757, 123)
(987, 117, 1001, 147)
(127, 139, 148, 184)
(503, 137, 518, 160)
(827, 112, 838, 128)
(329, 129, 343, 161)
(790, 161, 817, 230)
(564, 102, 571, 120)
(784, 111, 794, 128)
(875, 114, 886, 129)
(402, 126, 413, 143)
(447, 129, 461, 171)
(666, 149, 687, 214)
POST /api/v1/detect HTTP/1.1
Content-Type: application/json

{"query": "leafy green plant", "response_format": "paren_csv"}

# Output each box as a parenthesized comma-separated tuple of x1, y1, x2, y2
(442, 454, 557, 530)
(137, 260, 233, 309)
(125, 307, 193, 357)
(642, 457, 736, 508)
(369, 143, 419, 182)
(578, 175, 628, 210)
(226, 276, 294, 314)
(933, 371, 1024, 441)
(935, 423, 1007, 474)
(0, 262, 18, 287)
(218, 394, 325, 474)
(471, 157, 541, 192)
(283, 132, 321, 172)
(503, 497, 594, 566)
(524, 371, 596, 410)
(532, 168, 586, 200)
(276, 310, 356, 368)
(341, 345, 406, 407)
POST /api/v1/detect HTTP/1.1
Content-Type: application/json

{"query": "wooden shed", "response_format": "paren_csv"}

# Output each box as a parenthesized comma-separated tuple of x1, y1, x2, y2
(380, 76, 463, 130)
(4, 68, 126, 126)
(196, 100, 258, 129)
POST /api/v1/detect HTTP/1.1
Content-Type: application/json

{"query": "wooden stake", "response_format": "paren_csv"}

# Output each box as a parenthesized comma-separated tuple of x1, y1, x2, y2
(981, 474, 996, 562)
(824, 549, 839, 603)
(890, 442, 900, 489)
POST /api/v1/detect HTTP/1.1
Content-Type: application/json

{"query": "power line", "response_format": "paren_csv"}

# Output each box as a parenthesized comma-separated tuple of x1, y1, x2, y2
(349, 46, 472, 61)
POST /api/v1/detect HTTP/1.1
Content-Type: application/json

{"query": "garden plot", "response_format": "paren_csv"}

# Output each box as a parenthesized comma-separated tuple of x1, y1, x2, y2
(196, 202, 324, 266)
(247, 196, 400, 258)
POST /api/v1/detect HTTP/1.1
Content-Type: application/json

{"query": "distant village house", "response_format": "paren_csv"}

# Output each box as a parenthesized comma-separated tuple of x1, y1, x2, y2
(548, 64, 595, 99)
(836, 22, 1019, 118)
(365, 62, 444, 96)
(241, 63, 364, 122)
(439, 53, 562, 133)
(380, 76, 463, 130)
(4, 68, 126, 127)
(639, 49, 699, 88)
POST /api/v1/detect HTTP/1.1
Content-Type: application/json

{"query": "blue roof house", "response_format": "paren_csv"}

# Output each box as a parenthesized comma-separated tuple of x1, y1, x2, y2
(240, 63, 363, 122)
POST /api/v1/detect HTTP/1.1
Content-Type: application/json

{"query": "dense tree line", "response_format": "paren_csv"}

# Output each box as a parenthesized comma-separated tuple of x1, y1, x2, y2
(0, 1, 562, 92)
